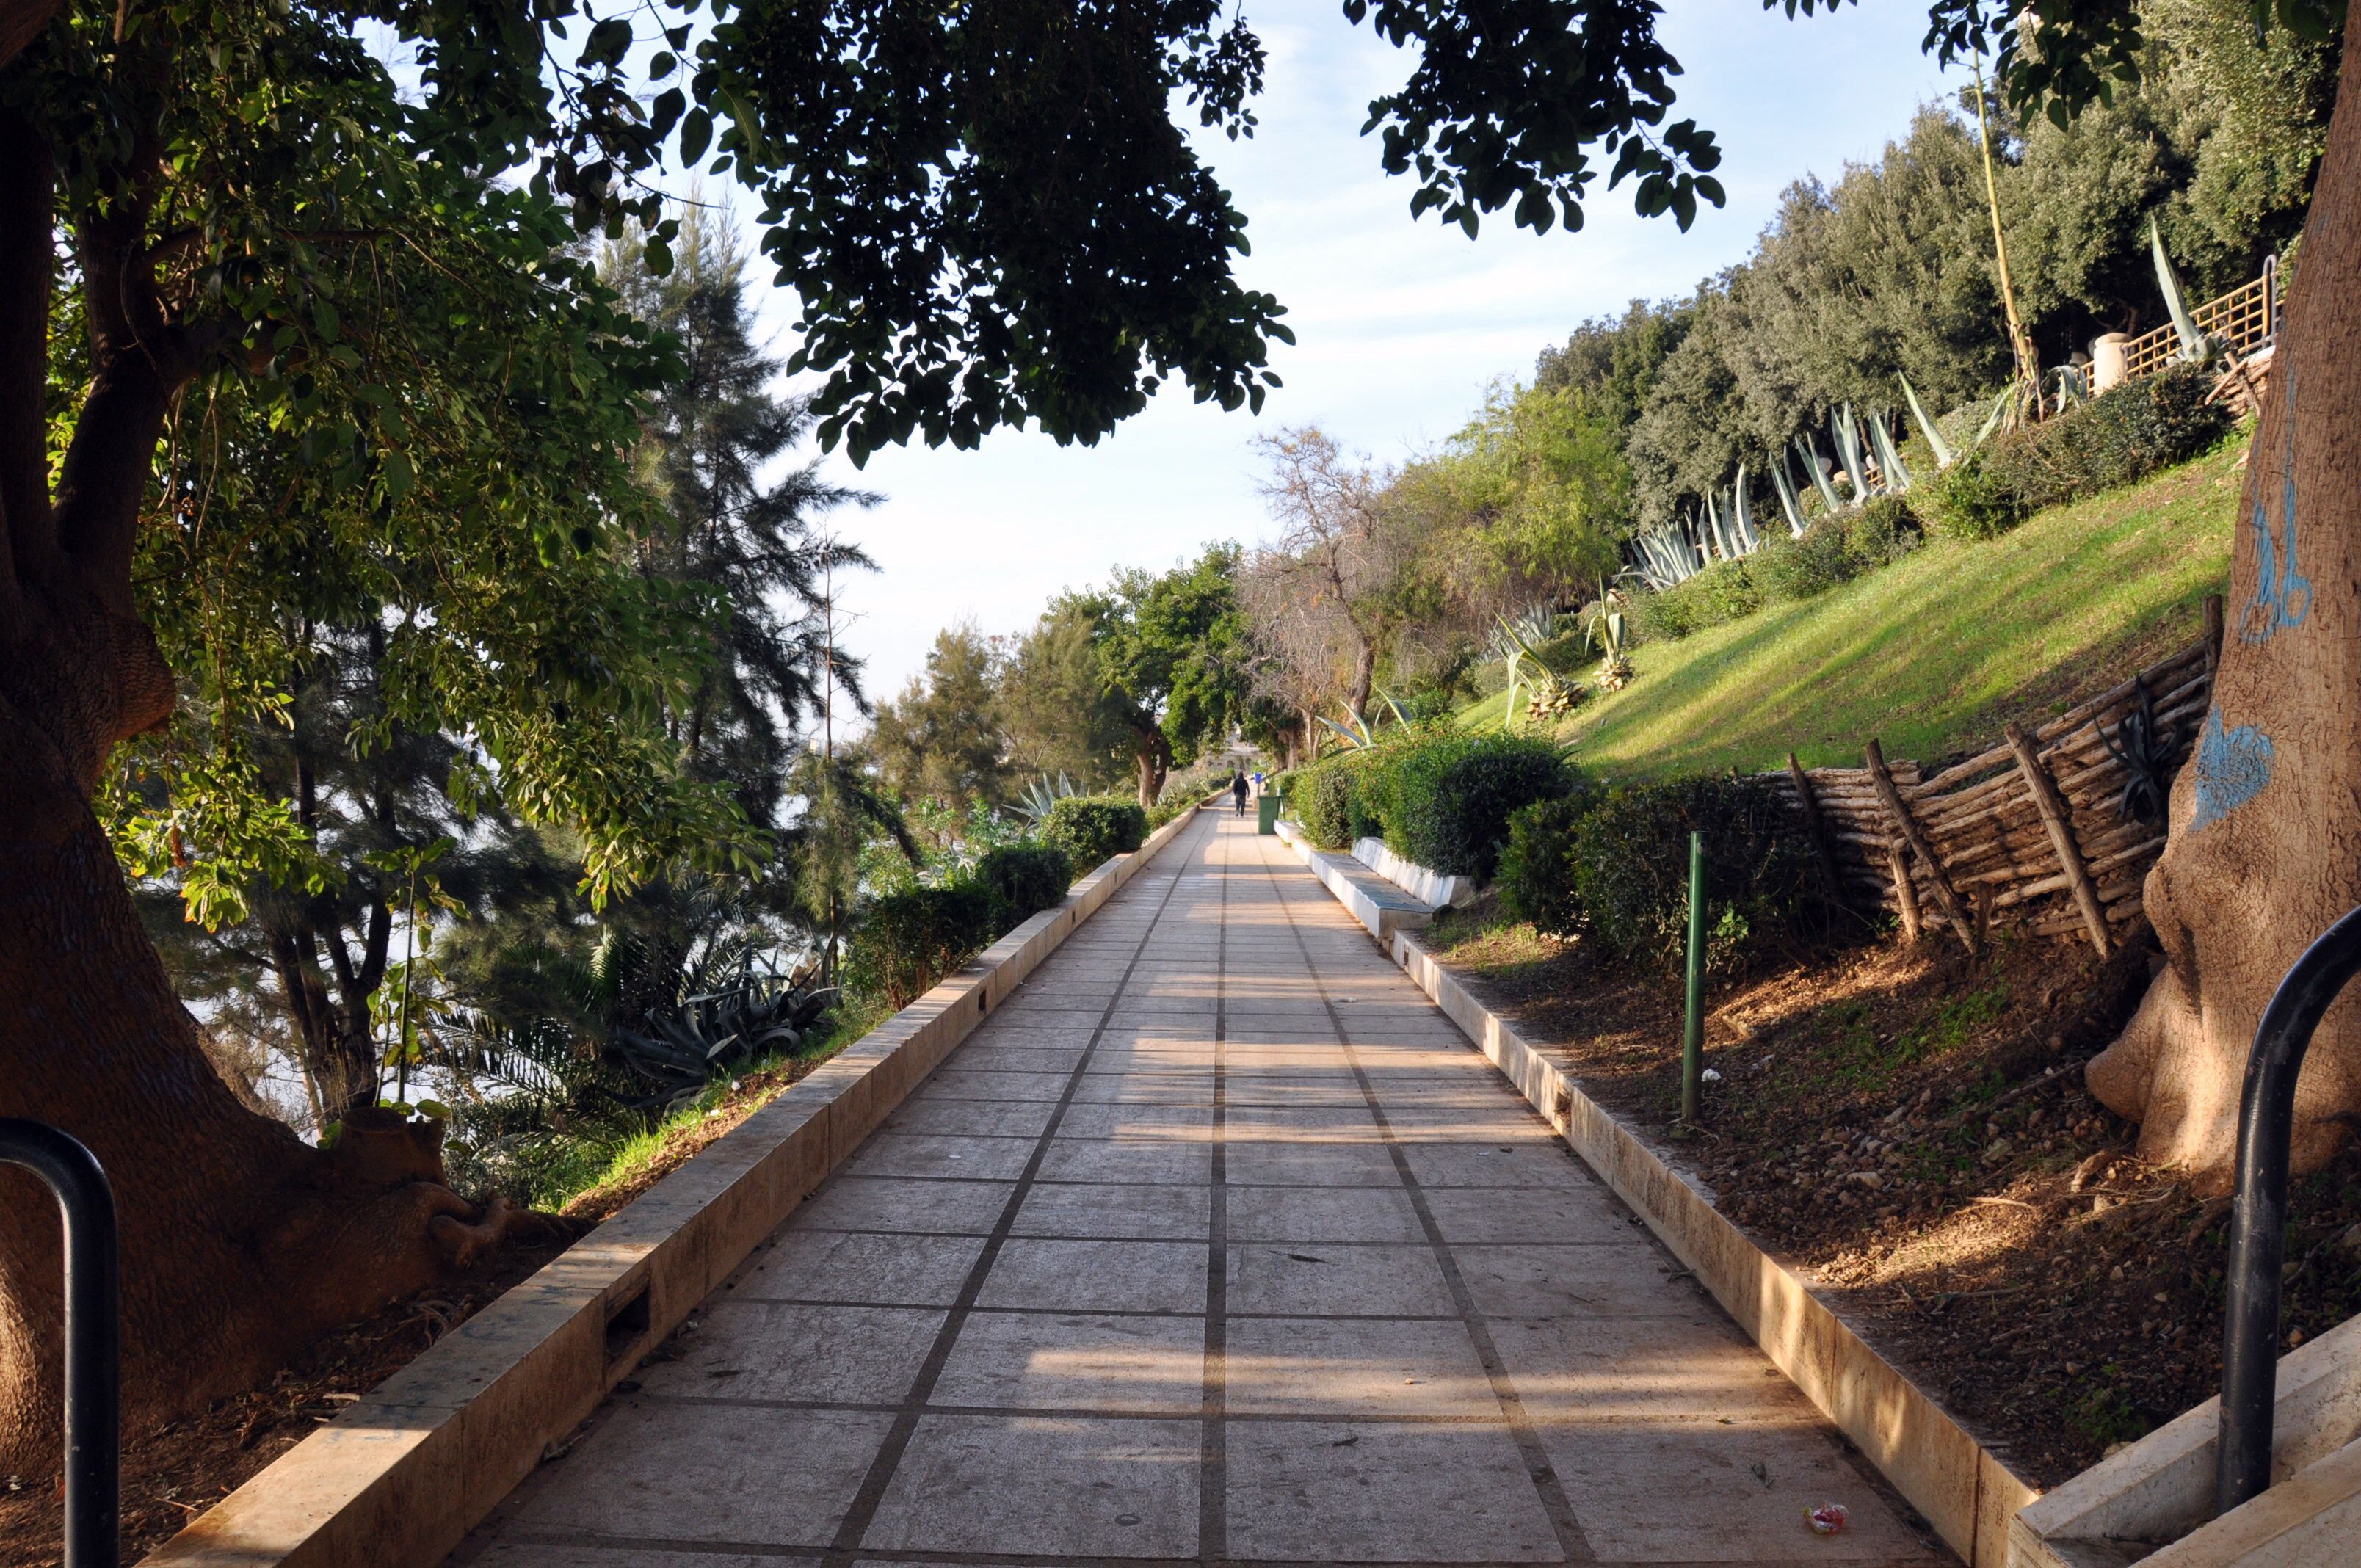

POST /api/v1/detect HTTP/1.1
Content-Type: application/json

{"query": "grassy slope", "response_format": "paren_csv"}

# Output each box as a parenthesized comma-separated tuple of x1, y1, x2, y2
(1461, 439, 2244, 777)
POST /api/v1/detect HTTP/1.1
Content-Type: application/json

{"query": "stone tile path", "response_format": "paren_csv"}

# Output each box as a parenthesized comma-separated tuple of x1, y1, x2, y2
(456, 813, 1949, 1567)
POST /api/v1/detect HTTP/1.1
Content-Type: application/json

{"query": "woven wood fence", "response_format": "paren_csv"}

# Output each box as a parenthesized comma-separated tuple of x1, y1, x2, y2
(1770, 597, 2222, 957)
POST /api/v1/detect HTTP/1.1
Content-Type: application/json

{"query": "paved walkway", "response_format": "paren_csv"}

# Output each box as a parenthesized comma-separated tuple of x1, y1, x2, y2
(457, 813, 1945, 1567)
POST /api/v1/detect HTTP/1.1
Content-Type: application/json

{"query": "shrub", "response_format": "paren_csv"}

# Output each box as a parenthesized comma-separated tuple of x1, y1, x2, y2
(1845, 493, 1921, 570)
(1749, 521, 1857, 601)
(1915, 450, 2021, 542)
(1498, 793, 1594, 936)
(848, 879, 1001, 1008)
(1501, 774, 1818, 973)
(1270, 768, 1298, 802)
(1382, 733, 1579, 879)
(1041, 794, 1148, 869)
(1922, 366, 2231, 540)
(1634, 557, 1758, 641)
(1292, 757, 1360, 849)
(1145, 794, 1191, 830)
(976, 843, 1072, 926)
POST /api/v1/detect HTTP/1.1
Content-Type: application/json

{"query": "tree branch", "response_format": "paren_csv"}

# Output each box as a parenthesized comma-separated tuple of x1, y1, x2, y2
(0, 0, 62, 70)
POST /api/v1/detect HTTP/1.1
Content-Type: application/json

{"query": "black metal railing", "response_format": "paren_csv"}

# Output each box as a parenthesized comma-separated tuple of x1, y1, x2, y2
(0, 1119, 118, 1567)
(2216, 904, 2361, 1514)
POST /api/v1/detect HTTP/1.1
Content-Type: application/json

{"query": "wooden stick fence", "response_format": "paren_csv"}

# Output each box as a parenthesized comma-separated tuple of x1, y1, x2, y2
(1771, 598, 2222, 954)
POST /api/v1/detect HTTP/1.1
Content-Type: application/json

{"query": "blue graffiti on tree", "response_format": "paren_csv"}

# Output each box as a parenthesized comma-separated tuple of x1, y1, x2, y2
(2241, 371, 2311, 642)
(2189, 708, 2274, 832)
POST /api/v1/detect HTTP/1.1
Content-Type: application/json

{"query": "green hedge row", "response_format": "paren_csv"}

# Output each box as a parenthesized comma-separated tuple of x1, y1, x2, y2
(1290, 731, 1578, 882)
(1498, 774, 1820, 974)
(846, 842, 1078, 1009)
(1042, 794, 1149, 869)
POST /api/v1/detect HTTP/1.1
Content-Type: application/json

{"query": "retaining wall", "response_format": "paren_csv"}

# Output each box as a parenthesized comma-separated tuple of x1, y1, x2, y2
(145, 807, 1206, 1568)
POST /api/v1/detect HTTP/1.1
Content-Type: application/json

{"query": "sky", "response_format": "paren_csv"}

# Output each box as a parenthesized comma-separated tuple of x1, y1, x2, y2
(736, 0, 1966, 707)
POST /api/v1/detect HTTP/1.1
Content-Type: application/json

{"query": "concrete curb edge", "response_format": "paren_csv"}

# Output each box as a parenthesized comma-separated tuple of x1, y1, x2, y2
(1269, 826, 2037, 1568)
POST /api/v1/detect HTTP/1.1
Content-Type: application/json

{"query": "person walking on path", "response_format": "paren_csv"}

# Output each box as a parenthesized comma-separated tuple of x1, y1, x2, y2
(1230, 769, 1249, 816)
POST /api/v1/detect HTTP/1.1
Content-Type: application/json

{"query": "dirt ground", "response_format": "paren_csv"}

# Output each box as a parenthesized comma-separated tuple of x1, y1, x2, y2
(1425, 895, 2361, 1489)
(0, 1049, 829, 1567)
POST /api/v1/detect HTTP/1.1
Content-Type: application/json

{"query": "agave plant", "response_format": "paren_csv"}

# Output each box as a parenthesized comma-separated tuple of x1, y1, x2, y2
(608, 967, 837, 1111)
(1832, 405, 1875, 503)
(1580, 583, 1634, 694)
(2101, 675, 2184, 827)
(1492, 612, 1581, 728)
(2150, 217, 2213, 366)
(1728, 468, 1763, 554)
(2048, 363, 2090, 413)
(1008, 772, 1083, 826)
(1629, 523, 1703, 590)
(1898, 374, 1956, 468)
(1796, 438, 1843, 512)
(1770, 454, 1809, 536)
(1868, 414, 1912, 493)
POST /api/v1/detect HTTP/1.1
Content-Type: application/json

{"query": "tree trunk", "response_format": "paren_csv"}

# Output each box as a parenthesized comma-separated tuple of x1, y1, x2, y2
(0, 110, 533, 1476)
(1348, 637, 1377, 720)
(1134, 725, 1171, 810)
(2088, 42, 2361, 1188)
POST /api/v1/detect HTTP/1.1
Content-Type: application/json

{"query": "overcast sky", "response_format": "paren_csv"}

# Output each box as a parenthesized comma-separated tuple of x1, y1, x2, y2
(738, 0, 1962, 707)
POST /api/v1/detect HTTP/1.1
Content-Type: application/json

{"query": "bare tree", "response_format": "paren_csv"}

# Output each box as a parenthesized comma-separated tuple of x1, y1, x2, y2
(1244, 429, 1418, 725)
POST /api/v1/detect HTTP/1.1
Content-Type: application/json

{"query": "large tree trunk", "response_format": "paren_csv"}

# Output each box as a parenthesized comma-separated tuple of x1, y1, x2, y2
(2087, 42, 2361, 1188)
(1134, 724, 1171, 810)
(0, 109, 529, 1476)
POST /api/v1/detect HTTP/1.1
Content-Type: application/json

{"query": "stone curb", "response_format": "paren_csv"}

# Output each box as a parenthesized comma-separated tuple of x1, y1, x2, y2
(1350, 835, 1479, 908)
(143, 807, 1208, 1568)
(1268, 826, 2037, 1568)
(1272, 820, 1435, 940)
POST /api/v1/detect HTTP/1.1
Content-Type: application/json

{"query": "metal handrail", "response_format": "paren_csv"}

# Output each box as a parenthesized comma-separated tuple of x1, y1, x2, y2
(2216, 905, 2361, 1514)
(0, 1120, 118, 1567)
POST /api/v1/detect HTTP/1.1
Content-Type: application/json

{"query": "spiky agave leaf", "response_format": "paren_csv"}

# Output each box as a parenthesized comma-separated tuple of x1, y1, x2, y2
(1832, 406, 1873, 503)
(1898, 374, 1955, 468)
(1796, 438, 1842, 512)
(1771, 453, 1808, 536)
(1730, 468, 1760, 553)
(1868, 414, 1912, 493)
(2150, 217, 2210, 363)
(1976, 386, 2014, 445)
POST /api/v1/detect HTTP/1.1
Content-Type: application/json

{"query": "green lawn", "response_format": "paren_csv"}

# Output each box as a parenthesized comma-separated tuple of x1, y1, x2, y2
(1461, 440, 2243, 778)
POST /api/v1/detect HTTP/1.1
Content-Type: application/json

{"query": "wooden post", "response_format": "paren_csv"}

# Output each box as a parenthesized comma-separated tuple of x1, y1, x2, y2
(1865, 738, 1976, 954)
(1886, 841, 1924, 944)
(1785, 752, 1848, 914)
(2005, 721, 2112, 958)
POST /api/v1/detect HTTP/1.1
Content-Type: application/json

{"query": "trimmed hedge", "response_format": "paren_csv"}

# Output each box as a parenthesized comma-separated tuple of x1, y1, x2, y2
(976, 843, 1073, 923)
(1292, 732, 1577, 881)
(846, 879, 1001, 1009)
(1042, 794, 1148, 868)
(1293, 754, 1370, 851)
(1918, 364, 2230, 540)
(1382, 733, 1579, 879)
(1499, 774, 1818, 973)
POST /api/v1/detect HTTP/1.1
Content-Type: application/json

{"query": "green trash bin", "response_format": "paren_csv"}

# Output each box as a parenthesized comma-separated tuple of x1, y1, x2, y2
(1257, 792, 1281, 835)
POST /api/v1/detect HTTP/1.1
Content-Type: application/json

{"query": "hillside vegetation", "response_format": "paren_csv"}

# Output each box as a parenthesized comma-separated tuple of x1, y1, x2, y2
(1462, 440, 2244, 777)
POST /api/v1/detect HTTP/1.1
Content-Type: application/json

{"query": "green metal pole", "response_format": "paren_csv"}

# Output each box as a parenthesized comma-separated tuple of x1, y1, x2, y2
(1681, 830, 1706, 1125)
